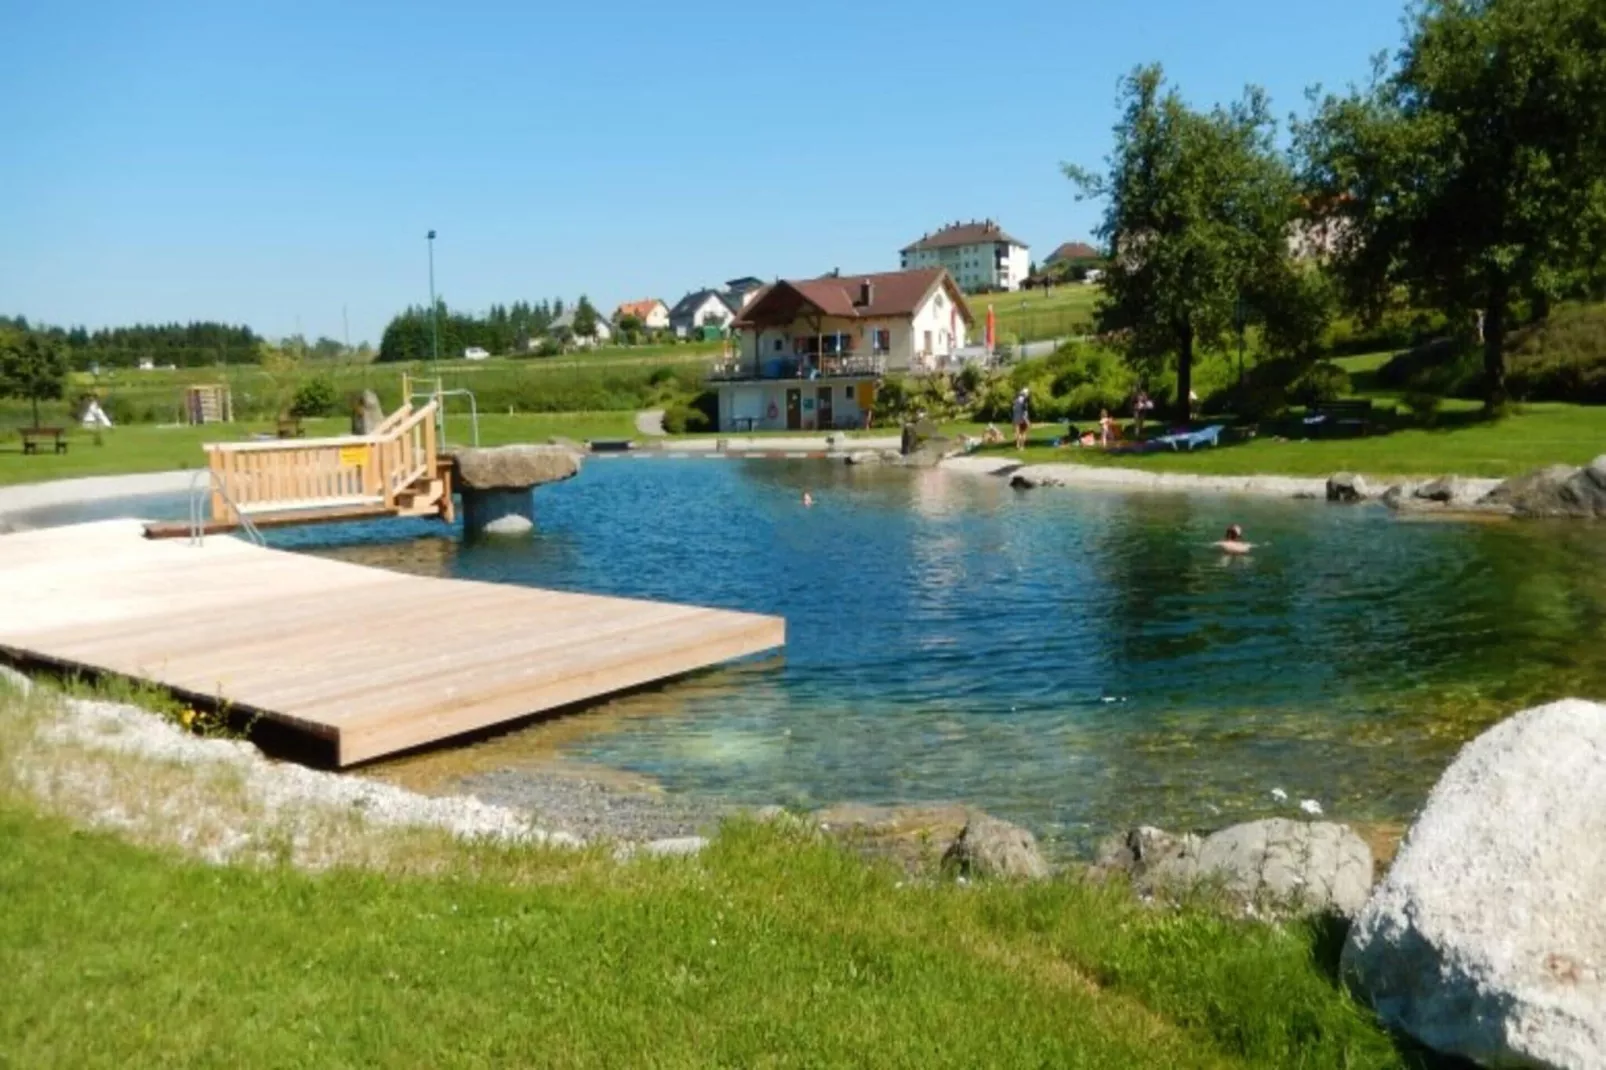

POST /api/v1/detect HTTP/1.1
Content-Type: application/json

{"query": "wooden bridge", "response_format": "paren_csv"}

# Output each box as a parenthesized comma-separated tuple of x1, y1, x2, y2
(145, 395, 455, 539)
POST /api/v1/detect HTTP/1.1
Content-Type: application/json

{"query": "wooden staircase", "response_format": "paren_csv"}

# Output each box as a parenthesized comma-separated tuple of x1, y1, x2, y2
(145, 399, 456, 539)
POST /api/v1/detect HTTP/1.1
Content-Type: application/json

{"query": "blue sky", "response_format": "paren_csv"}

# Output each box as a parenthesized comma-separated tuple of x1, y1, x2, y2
(0, 0, 1406, 344)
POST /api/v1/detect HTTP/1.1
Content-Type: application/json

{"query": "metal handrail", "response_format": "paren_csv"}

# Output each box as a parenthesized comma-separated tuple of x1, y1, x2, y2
(187, 467, 266, 548)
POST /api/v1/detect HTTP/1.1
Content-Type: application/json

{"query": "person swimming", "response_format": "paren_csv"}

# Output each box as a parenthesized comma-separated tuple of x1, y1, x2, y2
(802, 491, 814, 507)
(1215, 524, 1252, 555)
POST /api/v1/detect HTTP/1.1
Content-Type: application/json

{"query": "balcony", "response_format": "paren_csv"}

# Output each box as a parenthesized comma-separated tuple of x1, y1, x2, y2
(709, 354, 887, 382)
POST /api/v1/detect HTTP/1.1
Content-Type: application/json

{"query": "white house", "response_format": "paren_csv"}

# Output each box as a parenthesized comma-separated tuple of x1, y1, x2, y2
(900, 219, 1030, 292)
(711, 267, 973, 432)
(669, 289, 736, 336)
(548, 308, 613, 346)
(613, 299, 671, 331)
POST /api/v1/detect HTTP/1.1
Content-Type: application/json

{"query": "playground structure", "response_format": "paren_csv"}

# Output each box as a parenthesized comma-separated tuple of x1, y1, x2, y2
(184, 384, 233, 425)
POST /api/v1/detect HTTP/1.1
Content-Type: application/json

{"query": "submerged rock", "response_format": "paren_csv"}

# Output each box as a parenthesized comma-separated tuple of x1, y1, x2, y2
(1326, 472, 1370, 503)
(1342, 699, 1606, 1069)
(1009, 469, 1066, 490)
(940, 813, 1050, 881)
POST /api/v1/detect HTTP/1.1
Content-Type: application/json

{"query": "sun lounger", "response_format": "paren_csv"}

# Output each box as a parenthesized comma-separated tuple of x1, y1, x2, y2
(1153, 424, 1224, 451)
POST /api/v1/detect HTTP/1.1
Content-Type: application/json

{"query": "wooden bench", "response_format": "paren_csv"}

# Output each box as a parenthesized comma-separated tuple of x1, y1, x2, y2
(20, 427, 68, 455)
(1305, 399, 1374, 437)
(276, 415, 305, 439)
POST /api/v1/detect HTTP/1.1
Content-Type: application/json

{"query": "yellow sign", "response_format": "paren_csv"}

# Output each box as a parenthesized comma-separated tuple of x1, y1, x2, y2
(338, 445, 367, 467)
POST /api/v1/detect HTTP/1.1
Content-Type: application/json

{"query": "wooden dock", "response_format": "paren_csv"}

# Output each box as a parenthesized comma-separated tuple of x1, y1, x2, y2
(0, 520, 785, 765)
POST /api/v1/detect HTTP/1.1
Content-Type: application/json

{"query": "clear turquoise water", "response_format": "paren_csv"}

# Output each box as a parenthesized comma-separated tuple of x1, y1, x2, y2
(26, 462, 1606, 852)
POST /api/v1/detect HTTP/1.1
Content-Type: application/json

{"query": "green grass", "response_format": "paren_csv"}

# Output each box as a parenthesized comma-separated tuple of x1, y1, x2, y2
(0, 795, 1422, 1068)
(0, 412, 639, 487)
(967, 400, 1606, 479)
(979, 284, 1101, 343)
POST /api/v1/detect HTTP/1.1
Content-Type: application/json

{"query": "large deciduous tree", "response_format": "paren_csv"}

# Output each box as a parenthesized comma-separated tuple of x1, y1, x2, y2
(1066, 66, 1297, 420)
(0, 331, 69, 427)
(1296, 0, 1606, 409)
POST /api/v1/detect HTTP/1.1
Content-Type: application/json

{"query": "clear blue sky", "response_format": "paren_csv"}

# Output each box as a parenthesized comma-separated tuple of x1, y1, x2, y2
(0, 0, 1406, 345)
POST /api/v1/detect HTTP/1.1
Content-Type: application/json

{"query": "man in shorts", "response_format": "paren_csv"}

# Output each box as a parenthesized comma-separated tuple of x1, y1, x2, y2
(1012, 388, 1030, 450)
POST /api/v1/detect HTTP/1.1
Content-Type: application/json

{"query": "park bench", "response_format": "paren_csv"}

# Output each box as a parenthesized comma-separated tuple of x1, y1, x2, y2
(276, 415, 305, 439)
(1304, 399, 1374, 437)
(20, 427, 68, 455)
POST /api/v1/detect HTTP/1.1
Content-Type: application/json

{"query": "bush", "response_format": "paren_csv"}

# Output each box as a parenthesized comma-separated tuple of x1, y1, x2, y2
(1506, 302, 1606, 402)
(1402, 390, 1443, 424)
(1289, 361, 1351, 408)
(289, 377, 339, 418)
(1376, 338, 1482, 398)
(661, 401, 708, 434)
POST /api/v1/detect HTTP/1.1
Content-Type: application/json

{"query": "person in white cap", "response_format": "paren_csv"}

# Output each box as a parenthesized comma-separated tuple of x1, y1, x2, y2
(1012, 387, 1031, 450)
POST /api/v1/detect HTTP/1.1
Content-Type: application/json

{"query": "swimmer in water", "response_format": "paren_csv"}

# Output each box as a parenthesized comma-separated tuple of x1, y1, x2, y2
(1215, 524, 1252, 555)
(802, 491, 814, 507)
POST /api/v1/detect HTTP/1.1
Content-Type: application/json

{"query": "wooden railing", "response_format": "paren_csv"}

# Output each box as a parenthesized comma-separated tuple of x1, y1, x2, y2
(205, 399, 439, 523)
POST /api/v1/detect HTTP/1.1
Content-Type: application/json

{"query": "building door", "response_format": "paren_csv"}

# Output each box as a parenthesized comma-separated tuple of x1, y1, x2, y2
(785, 388, 802, 430)
(816, 387, 833, 430)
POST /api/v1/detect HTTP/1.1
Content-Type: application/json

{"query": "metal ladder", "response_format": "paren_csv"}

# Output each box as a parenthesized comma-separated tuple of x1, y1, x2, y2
(187, 467, 266, 548)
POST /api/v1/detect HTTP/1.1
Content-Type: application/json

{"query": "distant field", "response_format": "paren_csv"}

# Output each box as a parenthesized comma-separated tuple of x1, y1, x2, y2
(974, 284, 1100, 344)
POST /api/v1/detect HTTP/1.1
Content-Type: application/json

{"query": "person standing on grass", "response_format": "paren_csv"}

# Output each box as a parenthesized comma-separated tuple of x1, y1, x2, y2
(1012, 388, 1031, 450)
(1133, 388, 1152, 438)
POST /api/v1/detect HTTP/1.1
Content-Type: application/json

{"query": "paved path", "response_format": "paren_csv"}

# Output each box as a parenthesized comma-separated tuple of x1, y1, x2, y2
(634, 410, 667, 437)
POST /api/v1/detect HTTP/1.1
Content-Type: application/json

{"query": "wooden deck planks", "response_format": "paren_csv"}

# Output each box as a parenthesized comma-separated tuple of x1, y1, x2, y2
(0, 520, 786, 764)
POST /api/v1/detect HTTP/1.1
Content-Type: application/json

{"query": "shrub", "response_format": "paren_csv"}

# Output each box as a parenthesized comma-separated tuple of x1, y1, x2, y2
(1289, 361, 1351, 407)
(1376, 338, 1483, 398)
(661, 401, 708, 434)
(289, 377, 339, 418)
(1506, 302, 1606, 402)
(1402, 390, 1443, 424)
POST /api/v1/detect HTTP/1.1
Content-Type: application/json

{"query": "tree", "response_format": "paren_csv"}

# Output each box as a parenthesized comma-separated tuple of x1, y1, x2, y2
(572, 296, 599, 340)
(1295, 0, 1606, 409)
(0, 331, 69, 427)
(1065, 66, 1298, 419)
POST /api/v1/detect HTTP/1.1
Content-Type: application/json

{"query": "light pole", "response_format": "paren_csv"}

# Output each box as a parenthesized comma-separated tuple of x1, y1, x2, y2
(427, 229, 439, 373)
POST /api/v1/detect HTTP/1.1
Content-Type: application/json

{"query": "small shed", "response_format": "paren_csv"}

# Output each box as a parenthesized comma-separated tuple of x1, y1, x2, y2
(184, 384, 233, 425)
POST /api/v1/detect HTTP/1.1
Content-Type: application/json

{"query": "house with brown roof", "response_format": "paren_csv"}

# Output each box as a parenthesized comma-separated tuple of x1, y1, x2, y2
(613, 299, 670, 331)
(900, 219, 1030, 293)
(1043, 241, 1102, 268)
(710, 267, 973, 431)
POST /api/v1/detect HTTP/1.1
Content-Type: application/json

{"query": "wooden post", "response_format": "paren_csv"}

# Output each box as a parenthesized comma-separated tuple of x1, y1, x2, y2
(207, 448, 230, 524)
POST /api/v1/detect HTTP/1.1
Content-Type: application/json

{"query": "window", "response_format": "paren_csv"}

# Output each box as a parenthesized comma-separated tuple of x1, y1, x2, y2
(772, 338, 783, 352)
(844, 386, 853, 399)
(935, 293, 945, 309)
(872, 328, 891, 354)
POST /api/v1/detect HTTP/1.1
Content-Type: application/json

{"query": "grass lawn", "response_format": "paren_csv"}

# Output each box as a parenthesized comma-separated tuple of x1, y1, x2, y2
(0, 412, 640, 487)
(961, 399, 1606, 479)
(982, 284, 1100, 343)
(0, 794, 1422, 1068)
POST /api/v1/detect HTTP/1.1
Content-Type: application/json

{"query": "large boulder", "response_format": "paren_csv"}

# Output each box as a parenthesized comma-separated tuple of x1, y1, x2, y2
(451, 445, 581, 491)
(941, 813, 1050, 881)
(1342, 699, 1606, 1068)
(1009, 468, 1067, 490)
(1326, 472, 1371, 503)
(900, 418, 959, 468)
(1102, 820, 1372, 916)
(1481, 457, 1606, 518)
(351, 390, 386, 435)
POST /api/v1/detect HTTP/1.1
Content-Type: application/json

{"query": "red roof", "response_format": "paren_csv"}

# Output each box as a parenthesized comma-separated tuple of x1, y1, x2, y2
(1045, 241, 1101, 264)
(733, 268, 972, 328)
(901, 219, 1024, 253)
(614, 299, 665, 320)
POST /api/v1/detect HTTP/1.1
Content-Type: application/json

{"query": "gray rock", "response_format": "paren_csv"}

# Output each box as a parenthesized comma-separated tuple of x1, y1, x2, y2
(845, 450, 885, 466)
(1094, 825, 1203, 875)
(1482, 457, 1606, 518)
(1342, 699, 1606, 1069)
(351, 390, 385, 434)
(451, 445, 581, 491)
(941, 814, 1050, 881)
(1180, 819, 1373, 917)
(1380, 482, 1415, 509)
(1414, 476, 1479, 505)
(1326, 472, 1371, 503)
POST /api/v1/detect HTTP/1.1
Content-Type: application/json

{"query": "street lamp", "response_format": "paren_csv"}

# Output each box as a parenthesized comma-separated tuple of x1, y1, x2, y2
(427, 229, 439, 373)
